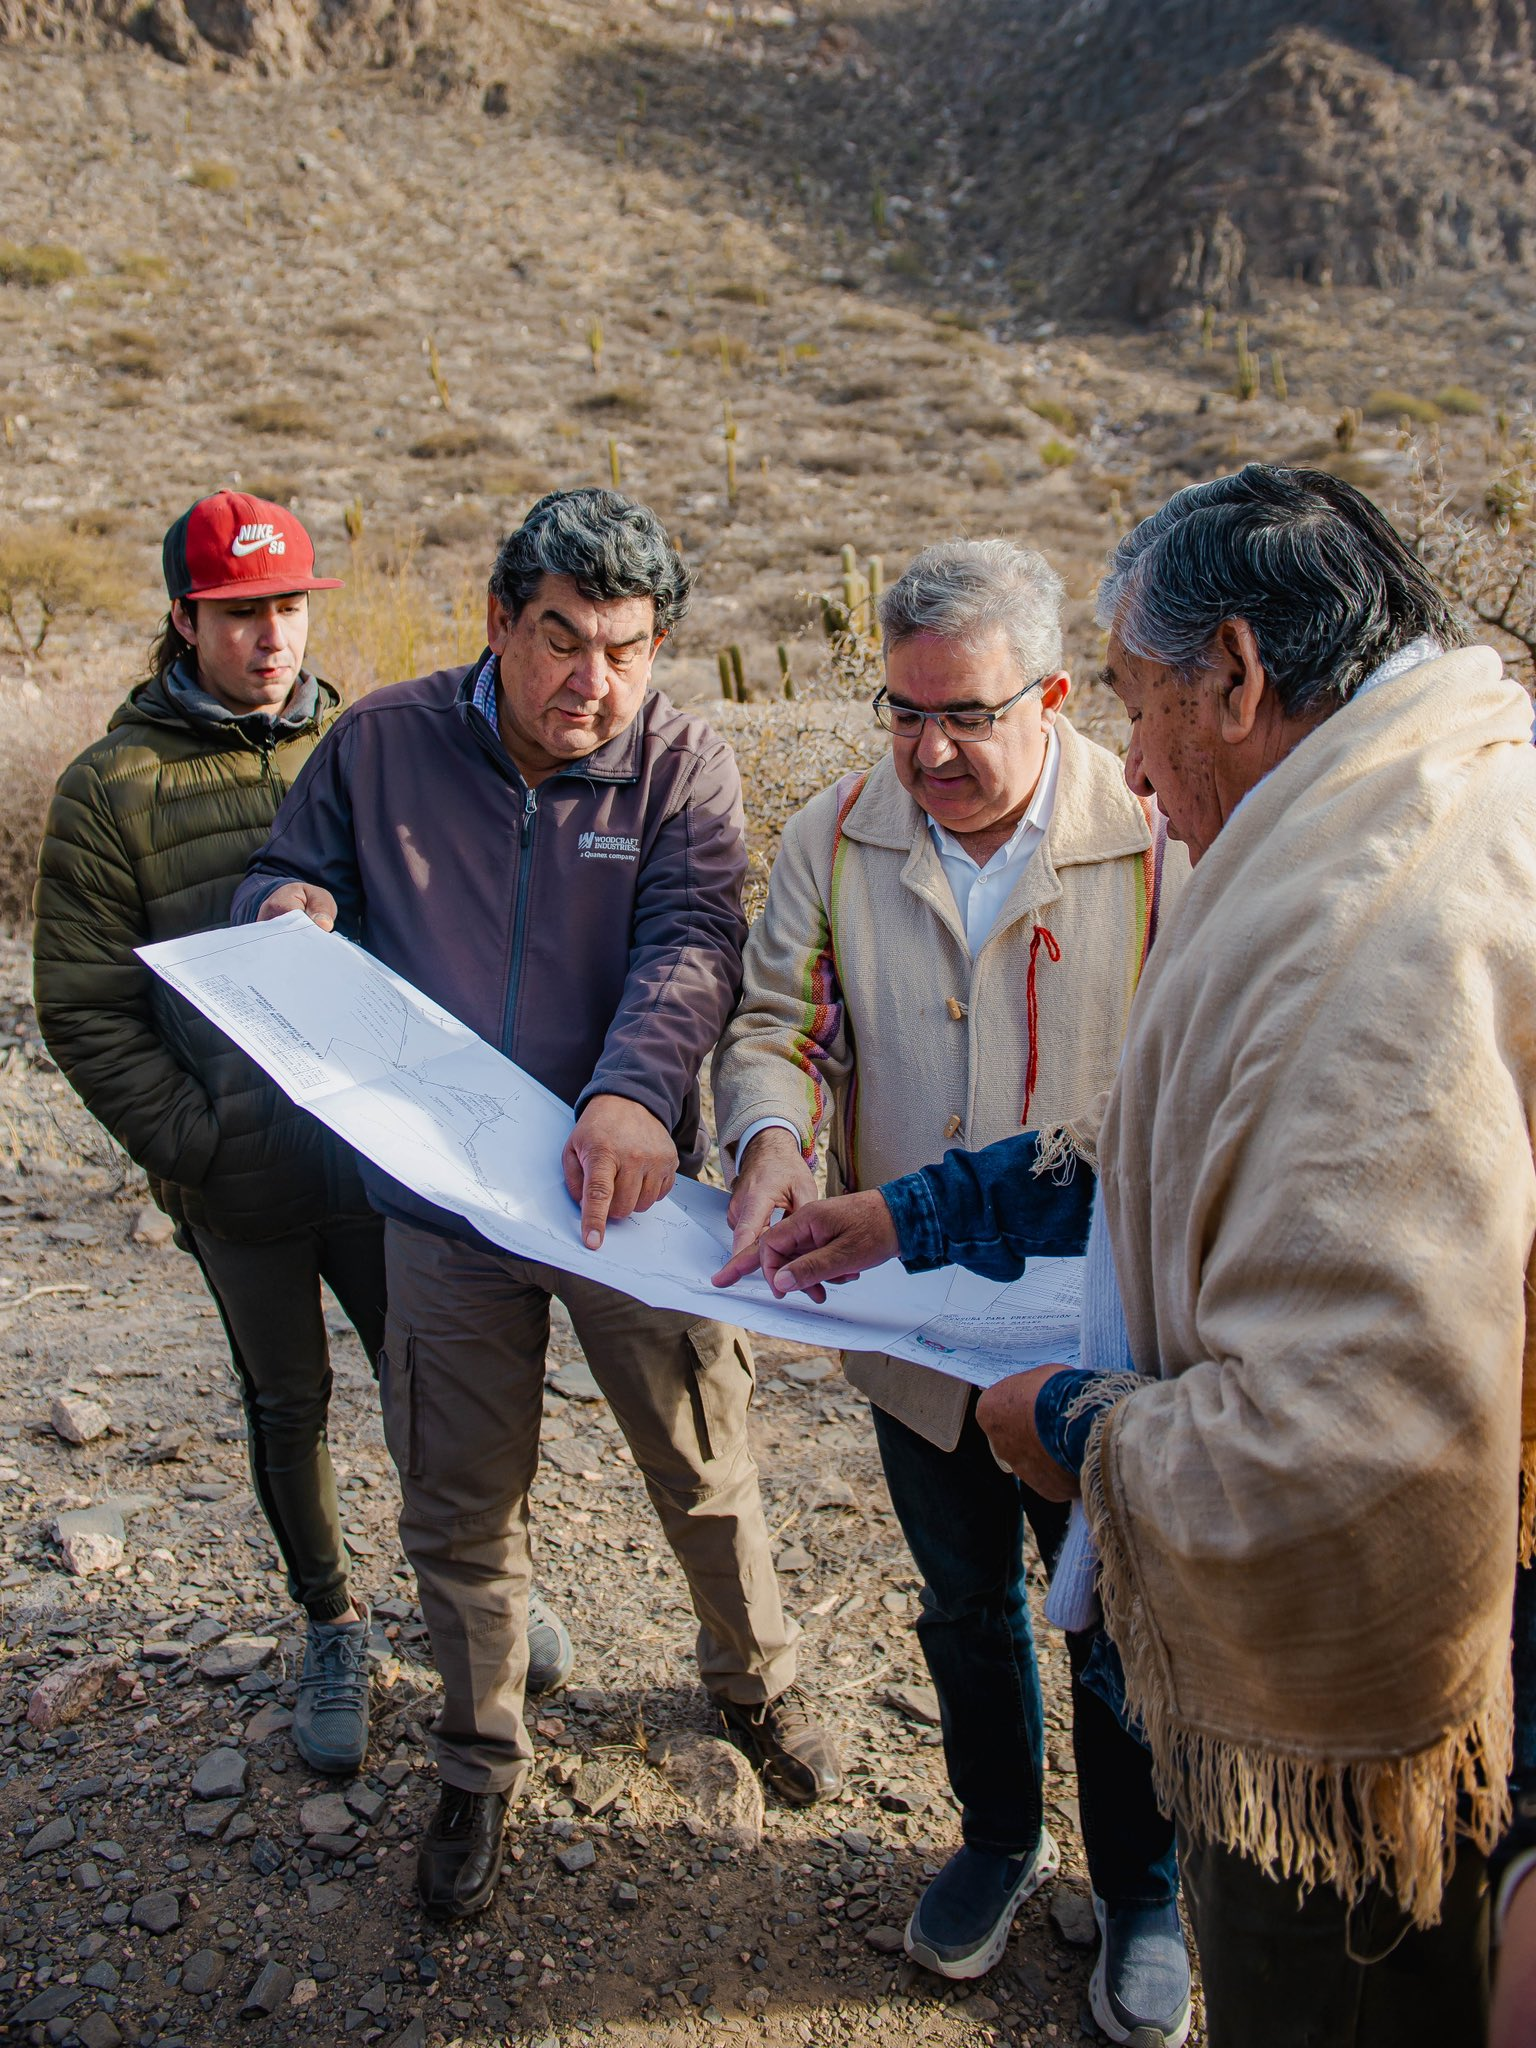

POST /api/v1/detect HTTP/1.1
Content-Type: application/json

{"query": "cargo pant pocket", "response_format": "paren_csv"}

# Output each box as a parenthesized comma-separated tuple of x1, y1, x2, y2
(378, 1317, 421, 1481)
(684, 1321, 755, 1469)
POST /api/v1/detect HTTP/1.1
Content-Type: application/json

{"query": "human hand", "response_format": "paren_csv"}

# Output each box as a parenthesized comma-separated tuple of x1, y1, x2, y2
(976, 1365, 1080, 1502)
(714, 1187, 898, 1299)
(717, 1127, 817, 1270)
(562, 1093, 678, 1249)
(256, 881, 339, 931)
(1493, 1862, 1536, 2048)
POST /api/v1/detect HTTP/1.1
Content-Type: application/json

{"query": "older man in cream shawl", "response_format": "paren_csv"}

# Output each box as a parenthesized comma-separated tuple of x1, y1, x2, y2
(970, 465, 1536, 2047)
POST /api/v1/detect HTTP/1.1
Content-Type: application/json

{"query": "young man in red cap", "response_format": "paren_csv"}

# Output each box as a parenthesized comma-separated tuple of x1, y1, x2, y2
(31, 491, 574, 1776)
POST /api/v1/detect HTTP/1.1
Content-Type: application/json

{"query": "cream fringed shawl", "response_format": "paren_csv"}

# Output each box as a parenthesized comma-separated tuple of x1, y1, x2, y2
(1089, 645, 1536, 1925)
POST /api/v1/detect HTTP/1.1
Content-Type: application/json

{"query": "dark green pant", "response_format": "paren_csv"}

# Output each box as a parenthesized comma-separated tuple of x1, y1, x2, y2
(1181, 1829, 1489, 2048)
(188, 1216, 388, 1623)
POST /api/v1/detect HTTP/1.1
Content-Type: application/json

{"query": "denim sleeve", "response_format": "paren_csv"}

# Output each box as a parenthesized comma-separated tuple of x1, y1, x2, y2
(881, 1129, 1096, 1282)
(1032, 1368, 1126, 1479)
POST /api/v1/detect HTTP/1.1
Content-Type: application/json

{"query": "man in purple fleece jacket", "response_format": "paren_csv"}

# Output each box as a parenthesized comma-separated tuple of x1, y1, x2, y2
(233, 490, 840, 1920)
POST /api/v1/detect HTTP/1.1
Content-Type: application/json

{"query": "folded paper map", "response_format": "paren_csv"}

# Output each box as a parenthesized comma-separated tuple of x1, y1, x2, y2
(140, 913, 1081, 1387)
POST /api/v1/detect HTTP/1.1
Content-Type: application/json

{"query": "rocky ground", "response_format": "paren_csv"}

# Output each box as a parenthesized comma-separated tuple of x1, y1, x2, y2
(0, 935, 1186, 2048)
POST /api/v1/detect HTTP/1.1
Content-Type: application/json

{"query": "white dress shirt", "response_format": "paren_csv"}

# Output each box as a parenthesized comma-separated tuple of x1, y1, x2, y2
(732, 730, 1062, 1171)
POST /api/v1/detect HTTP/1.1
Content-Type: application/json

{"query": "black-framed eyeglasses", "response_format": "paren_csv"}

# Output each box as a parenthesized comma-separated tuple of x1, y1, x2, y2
(872, 675, 1044, 744)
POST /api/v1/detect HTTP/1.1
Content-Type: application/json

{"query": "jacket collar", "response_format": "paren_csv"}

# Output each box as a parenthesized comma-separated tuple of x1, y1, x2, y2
(455, 654, 649, 788)
(112, 667, 340, 745)
(840, 719, 1154, 957)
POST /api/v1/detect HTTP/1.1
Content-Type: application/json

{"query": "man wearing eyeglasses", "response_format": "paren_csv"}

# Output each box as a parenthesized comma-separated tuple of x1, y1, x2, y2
(710, 539, 1189, 2039)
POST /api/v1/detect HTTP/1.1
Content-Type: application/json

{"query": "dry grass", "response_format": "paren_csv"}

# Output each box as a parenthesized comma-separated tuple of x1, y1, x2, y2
(0, 672, 124, 926)
(407, 422, 499, 461)
(0, 241, 86, 288)
(306, 547, 484, 697)
(1363, 388, 1441, 424)
(187, 161, 238, 194)
(112, 251, 174, 287)
(231, 398, 327, 437)
(90, 327, 167, 379)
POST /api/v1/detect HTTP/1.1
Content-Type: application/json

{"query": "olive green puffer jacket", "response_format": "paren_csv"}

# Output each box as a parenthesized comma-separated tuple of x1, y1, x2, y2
(32, 669, 372, 1241)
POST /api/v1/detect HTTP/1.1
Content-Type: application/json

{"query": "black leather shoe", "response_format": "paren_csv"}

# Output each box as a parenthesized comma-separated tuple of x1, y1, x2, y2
(717, 1684, 843, 1806)
(417, 1786, 510, 1919)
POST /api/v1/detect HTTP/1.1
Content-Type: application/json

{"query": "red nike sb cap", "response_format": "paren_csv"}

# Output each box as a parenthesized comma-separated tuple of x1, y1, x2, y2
(162, 491, 344, 604)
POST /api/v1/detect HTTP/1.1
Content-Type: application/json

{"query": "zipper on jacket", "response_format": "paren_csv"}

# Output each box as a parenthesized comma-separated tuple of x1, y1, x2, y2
(499, 786, 539, 1056)
(255, 734, 286, 808)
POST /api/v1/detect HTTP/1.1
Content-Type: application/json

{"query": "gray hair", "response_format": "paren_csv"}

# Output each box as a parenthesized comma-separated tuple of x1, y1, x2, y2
(1095, 465, 1461, 716)
(878, 538, 1065, 680)
(489, 488, 692, 635)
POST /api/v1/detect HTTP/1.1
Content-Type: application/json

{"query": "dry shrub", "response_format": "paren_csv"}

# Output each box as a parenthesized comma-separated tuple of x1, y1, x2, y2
(1041, 438, 1078, 469)
(240, 474, 304, 506)
(0, 241, 87, 288)
(1436, 386, 1488, 417)
(112, 252, 173, 287)
(323, 314, 390, 341)
(408, 423, 499, 461)
(423, 503, 497, 548)
(0, 526, 136, 655)
(91, 327, 167, 379)
(188, 162, 238, 194)
(577, 387, 648, 418)
(1024, 392, 1079, 435)
(306, 548, 484, 698)
(1363, 388, 1441, 425)
(0, 673, 123, 927)
(827, 378, 900, 405)
(1411, 429, 1536, 682)
(232, 398, 326, 437)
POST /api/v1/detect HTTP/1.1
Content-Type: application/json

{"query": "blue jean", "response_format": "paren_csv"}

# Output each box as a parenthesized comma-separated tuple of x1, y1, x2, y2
(872, 1391, 1178, 1906)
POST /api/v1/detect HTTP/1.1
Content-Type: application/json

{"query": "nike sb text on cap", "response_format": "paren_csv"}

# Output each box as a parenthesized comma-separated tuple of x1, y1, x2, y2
(162, 491, 344, 604)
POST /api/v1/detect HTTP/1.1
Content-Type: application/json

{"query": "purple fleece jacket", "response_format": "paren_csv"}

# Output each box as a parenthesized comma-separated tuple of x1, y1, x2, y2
(231, 659, 747, 1240)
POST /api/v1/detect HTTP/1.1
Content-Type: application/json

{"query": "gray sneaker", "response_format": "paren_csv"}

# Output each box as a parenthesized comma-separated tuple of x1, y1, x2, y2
(526, 1592, 574, 1696)
(1089, 1892, 1192, 2047)
(293, 1609, 371, 1776)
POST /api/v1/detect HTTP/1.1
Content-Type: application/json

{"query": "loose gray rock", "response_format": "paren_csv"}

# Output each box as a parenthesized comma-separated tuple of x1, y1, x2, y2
(200, 1635, 276, 1681)
(841, 1830, 872, 1856)
(864, 1925, 905, 1954)
(76, 2015, 124, 2048)
(224, 1811, 257, 1843)
(387, 2022, 427, 2048)
(300, 1792, 353, 1836)
(23, 1814, 75, 1859)
(344, 1783, 386, 1824)
(307, 1880, 348, 1915)
(130, 1889, 180, 1934)
(781, 1353, 836, 1383)
(183, 1799, 239, 1839)
(548, 1358, 602, 1401)
(191, 1747, 248, 1800)
(242, 1703, 293, 1744)
(49, 1393, 111, 1445)
(611, 1879, 639, 1909)
(249, 1837, 283, 1877)
(60, 1528, 125, 1576)
(131, 1204, 176, 1246)
(242, 1960, 295, 2016)
(884, 1682, 942, 1726)
(807, 1472, 857, 1511)
(13, 1985, 84, 2023)
(775, 1544, 814, 1572)
(26, 1655, 119, 1731)
(1049, 1881, 1099, 1948)
(650, 1732, 764, 1850)
(183, 1947, 225, 1995)
(570, 1763, 621, 1816)
(555, 1838, 596, 1874)
(53, 1505, 125, 1545)
(542, 1435, 606, 1476)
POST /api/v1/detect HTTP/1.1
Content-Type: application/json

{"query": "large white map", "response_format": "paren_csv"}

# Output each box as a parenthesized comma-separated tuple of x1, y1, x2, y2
(139, 914, 1081, 1387)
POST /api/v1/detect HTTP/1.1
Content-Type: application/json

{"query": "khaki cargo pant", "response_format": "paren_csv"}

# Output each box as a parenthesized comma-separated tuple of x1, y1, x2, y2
(380, 1218, 800, 1794)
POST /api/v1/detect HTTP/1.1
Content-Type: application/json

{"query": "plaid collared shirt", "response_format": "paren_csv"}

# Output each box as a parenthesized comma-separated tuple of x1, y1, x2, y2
(470, 651, 500, 735)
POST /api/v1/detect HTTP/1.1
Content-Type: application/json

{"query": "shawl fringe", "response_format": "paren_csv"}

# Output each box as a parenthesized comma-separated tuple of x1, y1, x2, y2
(1085, 1409, 1512, 1928)
(1033, 1120, 1092, 1182)
(1521, 1439, 1536, 1568)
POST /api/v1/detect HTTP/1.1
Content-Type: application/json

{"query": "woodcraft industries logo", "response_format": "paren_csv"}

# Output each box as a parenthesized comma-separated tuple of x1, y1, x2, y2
(578, 830, 641, 862)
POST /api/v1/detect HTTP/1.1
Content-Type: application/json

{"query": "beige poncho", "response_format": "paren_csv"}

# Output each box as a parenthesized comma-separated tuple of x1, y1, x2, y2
(1089, 644, 1536, 1923)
